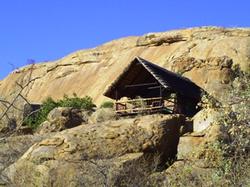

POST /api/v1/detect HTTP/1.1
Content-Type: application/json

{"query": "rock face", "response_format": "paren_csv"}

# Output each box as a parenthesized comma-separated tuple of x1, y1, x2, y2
(177, 108, 224, 159)
(0, 27, 249, 115)
(147, 121, 232, 186)
(3, 114, 183, 186)
(0, 135, 49, 185)
(0, 27, 249, 186)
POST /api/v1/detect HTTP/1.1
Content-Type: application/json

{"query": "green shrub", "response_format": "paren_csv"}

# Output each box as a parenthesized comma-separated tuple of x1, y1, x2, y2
(215, 73, 250, 186)
(165, 73, 250, 186)
(100, 101, 114, 108)
(24, 94, 95, 130)
(24, 97, 59, 130)
(59, 93, 96, 110)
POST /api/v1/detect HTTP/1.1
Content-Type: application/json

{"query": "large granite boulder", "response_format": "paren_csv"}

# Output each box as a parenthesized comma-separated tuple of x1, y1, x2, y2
(192, 108, 221, 133)
(0, 134, 49, 186)
(88, 107, 116, 124)
(36, 107, 90, 134)
(3, 114, 184, 186)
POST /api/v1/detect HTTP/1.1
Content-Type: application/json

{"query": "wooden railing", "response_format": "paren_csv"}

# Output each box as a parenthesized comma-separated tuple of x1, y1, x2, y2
(115, 97, 174, 115)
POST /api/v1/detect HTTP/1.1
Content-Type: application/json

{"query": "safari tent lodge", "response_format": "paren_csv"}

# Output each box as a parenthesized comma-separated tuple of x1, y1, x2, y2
(104, 57, 202, 117)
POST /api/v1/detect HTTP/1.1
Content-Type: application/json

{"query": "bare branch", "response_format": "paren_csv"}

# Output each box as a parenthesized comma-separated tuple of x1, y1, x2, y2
(18, 95, 31, 105)
(0, 99, 23, 111)
(18, 108, 41, 127)
(0, 62, 39, 128)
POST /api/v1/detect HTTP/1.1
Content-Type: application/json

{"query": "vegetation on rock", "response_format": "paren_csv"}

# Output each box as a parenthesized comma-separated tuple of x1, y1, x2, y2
(58, 93, 95, 110)
(166, 72, 250, 186)
(100, 101, 114, 108)
(24, 94, 95, 129)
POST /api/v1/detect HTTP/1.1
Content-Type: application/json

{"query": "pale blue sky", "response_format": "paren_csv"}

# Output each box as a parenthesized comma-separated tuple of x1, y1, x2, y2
(0, 0, 249, 79)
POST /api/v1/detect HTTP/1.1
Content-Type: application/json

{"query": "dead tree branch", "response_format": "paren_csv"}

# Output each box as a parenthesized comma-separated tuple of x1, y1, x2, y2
(0, 77, 40, 121)
(18, 108, 41, 127)
(0, 63, 38, 129)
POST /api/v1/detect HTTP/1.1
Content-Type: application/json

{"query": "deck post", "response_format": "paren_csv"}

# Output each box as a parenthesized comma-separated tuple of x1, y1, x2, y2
(159, 86, 163, 107)
(115, 90, 118, 101)
(115, 90, 118, 110)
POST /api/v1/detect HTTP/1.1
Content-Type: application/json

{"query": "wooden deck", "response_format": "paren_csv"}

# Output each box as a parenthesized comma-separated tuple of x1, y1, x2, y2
(115, 97, 175, 115)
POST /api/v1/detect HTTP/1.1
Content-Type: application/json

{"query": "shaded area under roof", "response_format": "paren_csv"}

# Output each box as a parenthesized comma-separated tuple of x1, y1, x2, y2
(104, 57, 202, 100)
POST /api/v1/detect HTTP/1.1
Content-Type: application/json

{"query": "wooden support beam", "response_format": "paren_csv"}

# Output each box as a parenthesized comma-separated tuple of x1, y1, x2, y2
(148, 86, 161, 90)
(124, 82, 158, 88)
(160, 85, 162, 97)
(115, 97, 163, 105)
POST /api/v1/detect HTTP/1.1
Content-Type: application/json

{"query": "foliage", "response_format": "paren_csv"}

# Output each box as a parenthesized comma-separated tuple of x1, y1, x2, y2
(166, 72, 250, 186)
(100, 101, 114, 108)
(132, 96, 147, 114)
(215, 72, 250, 186)
(58, 93, 95, 110)
(24, 97, 59, 130)
(25, 94, 95, 130)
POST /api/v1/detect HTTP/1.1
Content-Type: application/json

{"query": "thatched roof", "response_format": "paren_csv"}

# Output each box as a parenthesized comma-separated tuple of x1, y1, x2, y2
(104, 57, 202, 100)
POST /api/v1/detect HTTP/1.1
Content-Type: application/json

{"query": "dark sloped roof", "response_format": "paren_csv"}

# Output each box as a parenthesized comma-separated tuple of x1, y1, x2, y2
(104, 57, 202, 100)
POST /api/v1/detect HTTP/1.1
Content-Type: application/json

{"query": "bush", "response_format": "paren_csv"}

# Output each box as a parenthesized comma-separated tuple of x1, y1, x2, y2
(165, 72, 250, 186)
(59, 93, 96, 110)
(24, 97, 59, 130)
(100, 101, 114, 108)
(24, 94, 95, 130)
(215, 73, 250, 186)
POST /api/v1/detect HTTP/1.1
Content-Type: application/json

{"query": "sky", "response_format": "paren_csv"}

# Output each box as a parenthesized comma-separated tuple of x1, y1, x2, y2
(0, 0, 249, 80)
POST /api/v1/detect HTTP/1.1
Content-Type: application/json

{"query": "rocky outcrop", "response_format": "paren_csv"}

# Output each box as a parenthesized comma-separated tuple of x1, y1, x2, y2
(147, 120, 232, 186)
(0, 134, 50, 186)
(177, 108, 224, 159)
(136, 32, 187, 46)
(3, 114, 183, 186)
(0, 27, 249, 186)
(0, 27, 249, 113)
(36, 107, 90, 134)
